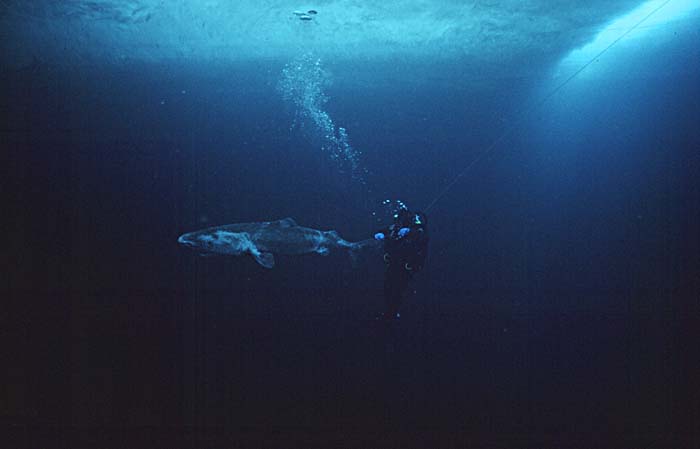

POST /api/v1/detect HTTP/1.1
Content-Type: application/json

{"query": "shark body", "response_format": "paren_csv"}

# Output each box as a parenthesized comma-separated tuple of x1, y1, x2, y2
(177, 217, 374, 268)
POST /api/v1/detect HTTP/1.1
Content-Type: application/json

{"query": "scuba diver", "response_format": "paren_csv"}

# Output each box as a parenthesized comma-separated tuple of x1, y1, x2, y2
(374, 208, 429, 320)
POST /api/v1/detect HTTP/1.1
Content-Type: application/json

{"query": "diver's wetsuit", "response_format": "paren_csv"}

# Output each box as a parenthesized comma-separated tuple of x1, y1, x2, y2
(376, 211, 429, 319)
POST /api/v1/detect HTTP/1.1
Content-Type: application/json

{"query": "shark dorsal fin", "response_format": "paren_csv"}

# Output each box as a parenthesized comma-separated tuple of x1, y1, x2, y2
(325, 230, 340, 239)
(277, 217, 297, 227)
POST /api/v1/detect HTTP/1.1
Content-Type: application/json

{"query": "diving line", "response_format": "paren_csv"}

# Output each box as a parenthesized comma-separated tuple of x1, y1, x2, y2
(424, 0, 675, 212)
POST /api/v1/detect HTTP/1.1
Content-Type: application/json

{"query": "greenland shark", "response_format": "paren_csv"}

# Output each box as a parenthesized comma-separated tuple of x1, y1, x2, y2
(177, 217, 376, 268)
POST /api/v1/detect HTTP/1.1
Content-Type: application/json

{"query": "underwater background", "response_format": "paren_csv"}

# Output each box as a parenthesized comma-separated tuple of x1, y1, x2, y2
(3, 1, 699, 447)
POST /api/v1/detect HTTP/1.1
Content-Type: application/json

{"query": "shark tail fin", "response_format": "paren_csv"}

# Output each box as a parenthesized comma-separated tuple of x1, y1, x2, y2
(252, 251, 275, 269)
(348, 238, 380, 267)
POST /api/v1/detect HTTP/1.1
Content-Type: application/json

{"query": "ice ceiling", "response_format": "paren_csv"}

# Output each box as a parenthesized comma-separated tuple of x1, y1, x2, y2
(2, 0, 661, 69)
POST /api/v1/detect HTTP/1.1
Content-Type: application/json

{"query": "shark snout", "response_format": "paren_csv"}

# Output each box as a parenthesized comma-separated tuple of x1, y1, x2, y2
(177, 233, 196, 247)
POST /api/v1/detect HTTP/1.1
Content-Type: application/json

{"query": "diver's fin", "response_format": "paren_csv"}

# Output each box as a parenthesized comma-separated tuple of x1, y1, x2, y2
(277, 217, 297, 227)
(252, 251, 275, 268)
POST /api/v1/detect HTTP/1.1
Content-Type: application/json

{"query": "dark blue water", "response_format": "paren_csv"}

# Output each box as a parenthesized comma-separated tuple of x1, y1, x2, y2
(4, 10, 699, 448)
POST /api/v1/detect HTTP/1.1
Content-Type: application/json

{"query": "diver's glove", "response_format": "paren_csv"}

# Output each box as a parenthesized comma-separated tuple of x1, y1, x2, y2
(398, 227, 411, 238)
(374, 232, 385, 240)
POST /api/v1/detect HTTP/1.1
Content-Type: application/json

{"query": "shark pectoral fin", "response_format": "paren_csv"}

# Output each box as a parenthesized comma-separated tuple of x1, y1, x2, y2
(317, 247, 330, 256)
(252, 251, 275, 268)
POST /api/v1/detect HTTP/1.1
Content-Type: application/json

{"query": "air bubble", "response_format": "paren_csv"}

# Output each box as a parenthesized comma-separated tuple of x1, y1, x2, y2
(278, 53, 363, 181)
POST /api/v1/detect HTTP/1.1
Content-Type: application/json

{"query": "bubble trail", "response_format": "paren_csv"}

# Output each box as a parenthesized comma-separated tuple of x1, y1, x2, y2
(279, 53, 365, 181)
